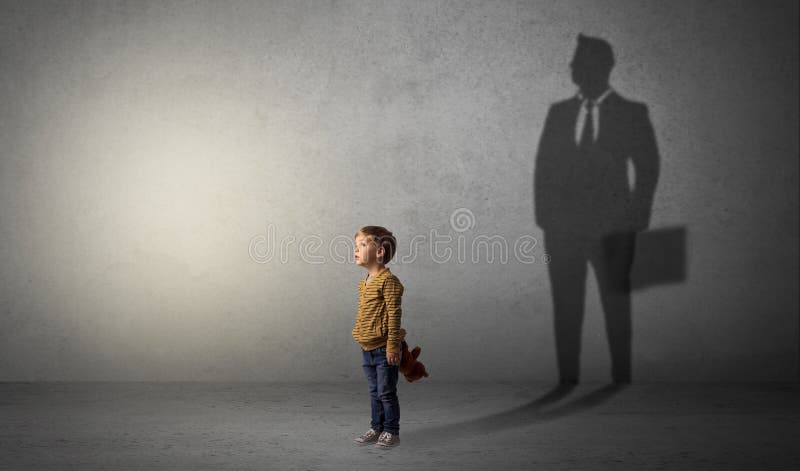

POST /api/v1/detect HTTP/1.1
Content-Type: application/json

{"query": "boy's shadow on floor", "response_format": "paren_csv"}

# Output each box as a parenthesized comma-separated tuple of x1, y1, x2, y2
(405, 382, 626, 444)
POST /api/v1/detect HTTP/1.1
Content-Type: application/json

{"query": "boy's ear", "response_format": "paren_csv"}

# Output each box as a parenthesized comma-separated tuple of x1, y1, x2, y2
(376, 245, 385, 261)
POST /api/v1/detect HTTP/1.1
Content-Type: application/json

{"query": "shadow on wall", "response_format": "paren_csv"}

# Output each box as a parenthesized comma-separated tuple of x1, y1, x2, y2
(533, 34, 686, 385)
(631, 226, 686, 290)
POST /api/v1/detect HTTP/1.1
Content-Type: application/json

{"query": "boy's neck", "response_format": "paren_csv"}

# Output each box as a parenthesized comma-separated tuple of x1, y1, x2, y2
(366, 264, 386, 277)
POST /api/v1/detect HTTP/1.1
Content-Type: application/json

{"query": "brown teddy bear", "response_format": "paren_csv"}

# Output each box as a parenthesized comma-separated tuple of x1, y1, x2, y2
(397, 328, 428, 382)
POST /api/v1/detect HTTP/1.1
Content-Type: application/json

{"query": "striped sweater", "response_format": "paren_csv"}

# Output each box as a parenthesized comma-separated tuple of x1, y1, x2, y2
(351, 267, 404, 353)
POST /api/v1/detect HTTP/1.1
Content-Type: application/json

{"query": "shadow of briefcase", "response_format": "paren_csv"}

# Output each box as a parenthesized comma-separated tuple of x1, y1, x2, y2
(631, 226, 687, 291)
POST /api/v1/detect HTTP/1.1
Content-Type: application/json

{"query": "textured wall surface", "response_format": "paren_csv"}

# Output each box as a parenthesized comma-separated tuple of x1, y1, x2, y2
(1, 0, 797, 381)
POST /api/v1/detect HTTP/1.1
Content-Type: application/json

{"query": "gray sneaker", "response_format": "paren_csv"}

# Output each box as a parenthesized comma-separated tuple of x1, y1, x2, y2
(375, 431, 400, 448)
(354, 428, 381, 445)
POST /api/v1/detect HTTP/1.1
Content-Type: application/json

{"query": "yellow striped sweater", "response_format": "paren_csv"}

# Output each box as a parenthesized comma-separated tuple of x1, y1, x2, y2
(351, 267, 404, 353)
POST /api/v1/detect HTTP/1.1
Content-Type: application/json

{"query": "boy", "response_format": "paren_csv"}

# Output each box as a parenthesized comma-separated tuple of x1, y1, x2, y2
(351, 226, 404, 448)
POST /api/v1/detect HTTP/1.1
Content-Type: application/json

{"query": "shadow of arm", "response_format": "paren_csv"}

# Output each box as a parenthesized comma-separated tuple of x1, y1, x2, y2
(534, 106, 558, 230)
(630, 104, 660, 231)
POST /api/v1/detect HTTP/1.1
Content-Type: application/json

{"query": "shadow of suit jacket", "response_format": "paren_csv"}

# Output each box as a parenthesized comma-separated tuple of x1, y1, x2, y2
(534, 91, 660, 236)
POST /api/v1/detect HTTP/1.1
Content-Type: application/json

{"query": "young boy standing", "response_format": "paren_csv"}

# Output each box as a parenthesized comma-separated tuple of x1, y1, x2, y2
(351, 226, 404, 448)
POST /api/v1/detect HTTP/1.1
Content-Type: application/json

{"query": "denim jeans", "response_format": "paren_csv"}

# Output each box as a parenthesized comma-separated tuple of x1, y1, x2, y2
(362, 345, 400, 435)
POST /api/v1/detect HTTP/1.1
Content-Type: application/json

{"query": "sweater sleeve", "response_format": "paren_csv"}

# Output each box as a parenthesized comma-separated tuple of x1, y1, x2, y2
(383, 276, 404, 354)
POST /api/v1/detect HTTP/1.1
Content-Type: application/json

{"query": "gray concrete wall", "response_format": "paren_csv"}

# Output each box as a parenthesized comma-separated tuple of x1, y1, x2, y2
(1, 0, 797, 382)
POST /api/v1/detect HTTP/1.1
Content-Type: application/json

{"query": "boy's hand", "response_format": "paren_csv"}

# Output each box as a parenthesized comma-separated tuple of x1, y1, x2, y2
(386, 351, 400, 366)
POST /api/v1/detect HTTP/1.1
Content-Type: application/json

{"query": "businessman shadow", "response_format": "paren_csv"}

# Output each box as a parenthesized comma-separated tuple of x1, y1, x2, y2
(406, 382, 626, 444)
(532, 34, 685, 384)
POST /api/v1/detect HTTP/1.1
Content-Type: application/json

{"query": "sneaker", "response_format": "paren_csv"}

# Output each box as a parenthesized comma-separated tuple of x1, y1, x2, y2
(375, 431, 400, 448)
(354, 428, 381, 445)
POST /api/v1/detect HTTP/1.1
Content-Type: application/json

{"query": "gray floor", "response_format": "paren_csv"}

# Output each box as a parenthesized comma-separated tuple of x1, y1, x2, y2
(1, 381, 798, 470)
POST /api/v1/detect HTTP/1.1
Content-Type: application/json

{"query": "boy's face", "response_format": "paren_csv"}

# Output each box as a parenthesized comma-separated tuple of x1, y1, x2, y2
(354, 233, 383, 268)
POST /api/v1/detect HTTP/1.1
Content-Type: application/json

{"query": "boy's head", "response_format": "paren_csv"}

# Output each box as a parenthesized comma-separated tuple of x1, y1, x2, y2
(354, 226, 397, 267)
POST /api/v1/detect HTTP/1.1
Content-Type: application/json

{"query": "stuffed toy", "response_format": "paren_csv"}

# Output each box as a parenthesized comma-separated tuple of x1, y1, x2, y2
(397, 328, 429, 382)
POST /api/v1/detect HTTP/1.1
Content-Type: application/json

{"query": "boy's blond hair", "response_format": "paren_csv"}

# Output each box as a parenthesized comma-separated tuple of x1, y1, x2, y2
(355, 226, 397, 264)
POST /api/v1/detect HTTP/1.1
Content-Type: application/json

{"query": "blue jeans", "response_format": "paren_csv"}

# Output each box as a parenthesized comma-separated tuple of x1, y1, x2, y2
(362, 345, 400, 435)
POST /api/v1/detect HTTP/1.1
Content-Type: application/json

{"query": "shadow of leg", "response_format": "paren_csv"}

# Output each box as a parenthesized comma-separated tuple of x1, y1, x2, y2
(545, 232, 589, 384)
(592, 233, 636, 383)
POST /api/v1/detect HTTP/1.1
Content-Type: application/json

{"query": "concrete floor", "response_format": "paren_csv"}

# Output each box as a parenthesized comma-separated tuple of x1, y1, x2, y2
(1, 381, 798, 471)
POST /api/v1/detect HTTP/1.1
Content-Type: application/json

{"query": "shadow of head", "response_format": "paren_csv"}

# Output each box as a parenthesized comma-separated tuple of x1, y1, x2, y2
(571, 34, 615, 99)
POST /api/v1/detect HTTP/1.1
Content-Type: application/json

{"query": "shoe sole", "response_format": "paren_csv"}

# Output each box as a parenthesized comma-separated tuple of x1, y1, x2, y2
(354, 440, 378, 445)
(375, 441, 400, 448)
